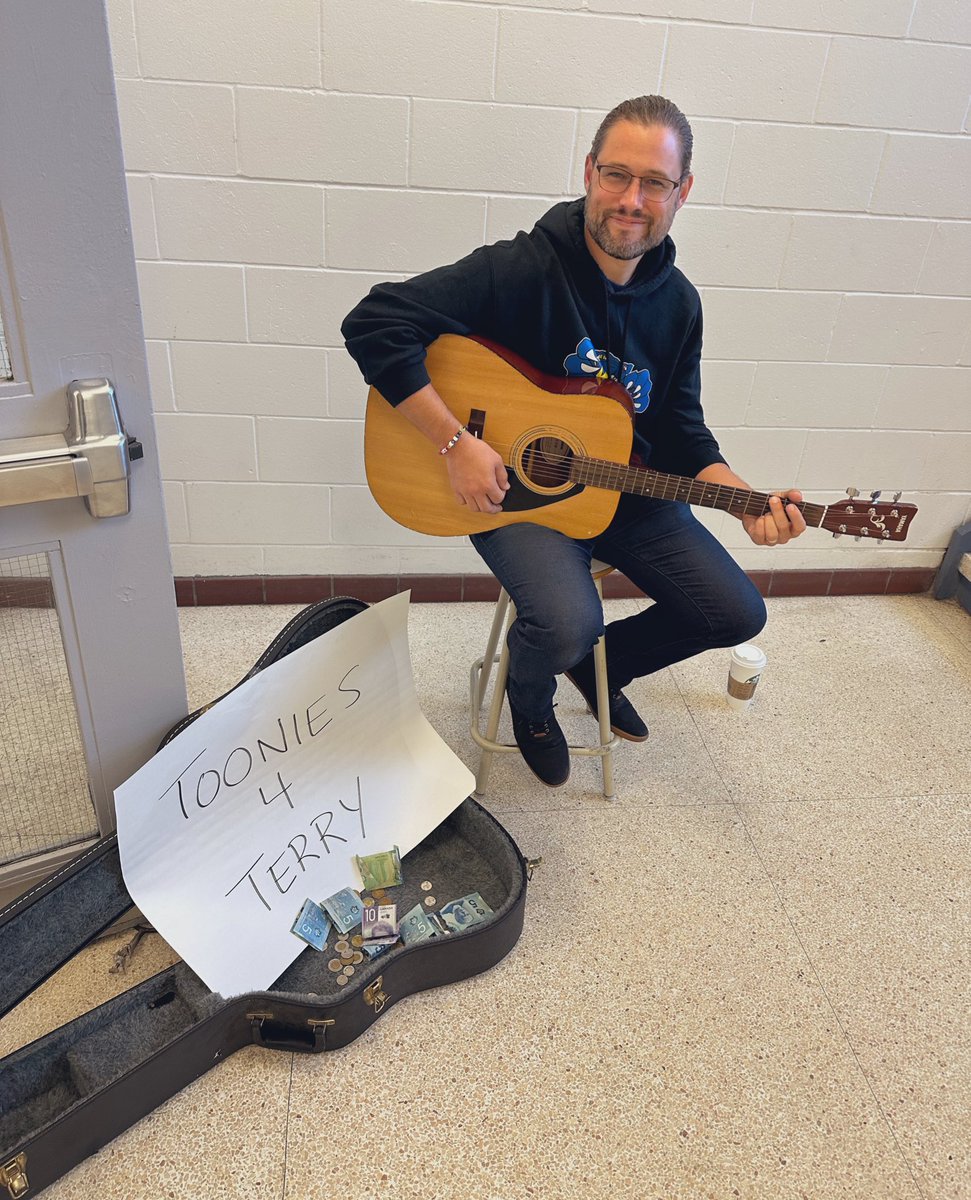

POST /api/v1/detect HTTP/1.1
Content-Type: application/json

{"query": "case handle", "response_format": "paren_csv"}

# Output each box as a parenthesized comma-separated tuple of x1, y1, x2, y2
(247, 1013, 334, 1053)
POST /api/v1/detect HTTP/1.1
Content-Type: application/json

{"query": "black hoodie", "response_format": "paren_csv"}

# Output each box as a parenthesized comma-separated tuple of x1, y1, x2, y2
(341, 197, 726, 479)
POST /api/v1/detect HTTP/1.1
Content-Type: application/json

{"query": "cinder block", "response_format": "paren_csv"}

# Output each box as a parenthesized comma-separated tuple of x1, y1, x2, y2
(322, 0, 497, 100)
(752, 0, 913, 36)
(917, 222, 971, 296)
(162, 481, 188, 542)
(136, 263, 247, 341)
(876, 366, 970, 431)
(326, 189, 486, 273)
(154, 178, 323, 267)
(327, 348, 370, 419)
(186, 482, 330, 543)
(748, 363, 887, 429)
(154, 413, 256, 481)
(590, 0, 749, 18)
(674, 207, 791, 288)
(399, 545, 484, 573)
(145, 341, 174, 412)
(725, 124, 885, 211)
(171, 544, 265, 576)
(171, 342, 327, 417)
(799, 430, 927, 491)
(133, 0, 320, 85)
(125, 176, 158, 260)
(246, 268, 396, 347)
(870, 134, 971, 219)
(910, 0, 971, 42)
(471, 0, 582, 7)
(115, 80, 236, 175)
(486, 197, 563, 245)
(828, 295, 971, 366)
(916, 433, 971, 490)
(331, 486, 432, 547)
(106, 0, 138, 76)
(815, 37, 971, 133)
(681, 120, 736, 206)
(700, 360, 756, 426)
(905, 493, 971, 550)
(237, 90, 409, 185)
(662, 25, 829, 121)
(256, 417, 365, 485)
(779, 215, 935, 293)
(496, 11, 664, 107)
(700, 289, 842, 362)
(264, 545, 400, 576)
(411, 101, 575, 193)
(713, 428, 807, 488)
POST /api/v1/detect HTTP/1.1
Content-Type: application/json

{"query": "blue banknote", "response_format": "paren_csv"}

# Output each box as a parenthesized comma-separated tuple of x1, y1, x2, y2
(290, 898, 332, 951)
(439, 892, 493, 934)
(400, 902, 439, 946)
(321, 887, 363, 934)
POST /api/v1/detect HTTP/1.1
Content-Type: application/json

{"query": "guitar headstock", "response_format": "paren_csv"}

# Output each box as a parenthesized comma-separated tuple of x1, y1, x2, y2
(822, 491, 918, 542)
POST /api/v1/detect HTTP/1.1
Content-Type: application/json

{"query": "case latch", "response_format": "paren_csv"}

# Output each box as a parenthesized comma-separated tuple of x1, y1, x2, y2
(0, 1154, 28, 1198)
(363, 976, 389, 1014)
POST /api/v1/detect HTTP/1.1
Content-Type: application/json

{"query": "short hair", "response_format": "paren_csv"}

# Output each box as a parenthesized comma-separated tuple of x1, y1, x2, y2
(590, 96, 694, 179)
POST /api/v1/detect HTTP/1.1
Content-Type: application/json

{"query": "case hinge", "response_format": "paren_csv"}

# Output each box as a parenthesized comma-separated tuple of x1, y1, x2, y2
(363, 976, 389, 1014)
(0, 1154, 28, 1198)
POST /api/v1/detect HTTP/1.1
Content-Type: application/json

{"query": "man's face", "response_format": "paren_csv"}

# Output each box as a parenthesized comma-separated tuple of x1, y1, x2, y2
(583, 120, 693, 263)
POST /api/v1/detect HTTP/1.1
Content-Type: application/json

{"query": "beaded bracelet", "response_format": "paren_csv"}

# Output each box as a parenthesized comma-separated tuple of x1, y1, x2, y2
(439, 425, 468, 455)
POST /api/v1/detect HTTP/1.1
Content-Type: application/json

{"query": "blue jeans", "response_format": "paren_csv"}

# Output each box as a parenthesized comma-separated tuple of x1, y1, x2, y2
(471, 494, 767, 720)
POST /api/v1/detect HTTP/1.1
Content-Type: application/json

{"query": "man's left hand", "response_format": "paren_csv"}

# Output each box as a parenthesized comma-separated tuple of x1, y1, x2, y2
(742, 490, 807, 546)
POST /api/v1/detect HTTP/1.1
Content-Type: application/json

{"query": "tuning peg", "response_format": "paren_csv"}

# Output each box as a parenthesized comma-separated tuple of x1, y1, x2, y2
(893, 491, 902, 502)
(832, 531, 842, 538)
(845, 486, 859, 498)
(870, 490, 882, 502)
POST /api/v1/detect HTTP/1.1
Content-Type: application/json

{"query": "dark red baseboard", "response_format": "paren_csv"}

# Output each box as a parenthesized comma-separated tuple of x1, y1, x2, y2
(171, 568, 936, 607)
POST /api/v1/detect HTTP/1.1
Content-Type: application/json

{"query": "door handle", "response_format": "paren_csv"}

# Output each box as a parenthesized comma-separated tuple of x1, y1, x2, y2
(0, 378, 140, 518)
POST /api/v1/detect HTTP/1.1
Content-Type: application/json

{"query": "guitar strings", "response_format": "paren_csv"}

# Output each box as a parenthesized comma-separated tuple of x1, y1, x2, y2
(473, 438, 828, 523)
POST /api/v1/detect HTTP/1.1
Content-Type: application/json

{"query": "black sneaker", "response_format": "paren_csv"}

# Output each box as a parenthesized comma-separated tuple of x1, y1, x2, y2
(508, 694, 570, 788)
(564, 653, 649, 742)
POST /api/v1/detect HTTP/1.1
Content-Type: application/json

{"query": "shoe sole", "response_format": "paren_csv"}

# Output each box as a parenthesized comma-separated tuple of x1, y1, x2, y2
(563, 672, 649, 743)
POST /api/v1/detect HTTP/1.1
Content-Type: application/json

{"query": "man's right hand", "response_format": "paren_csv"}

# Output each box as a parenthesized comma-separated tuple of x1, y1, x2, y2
(445, 432, 509, 514)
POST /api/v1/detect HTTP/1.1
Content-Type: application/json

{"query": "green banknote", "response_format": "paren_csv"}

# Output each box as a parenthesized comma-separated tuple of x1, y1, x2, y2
(354, 846, 403, 890)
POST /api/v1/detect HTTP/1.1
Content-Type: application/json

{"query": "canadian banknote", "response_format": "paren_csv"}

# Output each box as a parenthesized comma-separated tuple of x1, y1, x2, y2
(354, 846, 403, 891)
(290, 898, 332, 950)
(321, 887, 364, 934)
(362, 903, 399, 946)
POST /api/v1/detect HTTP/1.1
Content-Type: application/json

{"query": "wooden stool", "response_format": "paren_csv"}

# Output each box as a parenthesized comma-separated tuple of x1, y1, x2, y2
(470, 560, 618, 801)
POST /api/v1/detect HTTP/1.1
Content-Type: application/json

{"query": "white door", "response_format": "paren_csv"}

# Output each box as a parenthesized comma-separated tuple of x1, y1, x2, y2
(0, 0, 187, 897)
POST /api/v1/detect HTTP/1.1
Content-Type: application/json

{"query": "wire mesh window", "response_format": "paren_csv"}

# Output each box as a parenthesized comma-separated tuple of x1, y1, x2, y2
(0, 552, 98, 867)
(0, 306, 12, 381)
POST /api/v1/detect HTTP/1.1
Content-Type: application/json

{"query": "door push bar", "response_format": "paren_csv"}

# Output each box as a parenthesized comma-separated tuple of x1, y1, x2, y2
(0, 379, 142, 518)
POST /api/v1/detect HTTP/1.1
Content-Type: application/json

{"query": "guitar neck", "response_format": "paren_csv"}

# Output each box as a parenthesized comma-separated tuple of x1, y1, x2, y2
(571, 457, 827, 527)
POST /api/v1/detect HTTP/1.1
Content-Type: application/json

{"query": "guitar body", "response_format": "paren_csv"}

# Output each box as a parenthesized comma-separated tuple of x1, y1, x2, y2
(364, 335, 636, 539)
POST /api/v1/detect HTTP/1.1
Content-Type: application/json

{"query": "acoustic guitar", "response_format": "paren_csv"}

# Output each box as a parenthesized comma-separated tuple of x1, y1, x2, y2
(364, 335, 918, 543)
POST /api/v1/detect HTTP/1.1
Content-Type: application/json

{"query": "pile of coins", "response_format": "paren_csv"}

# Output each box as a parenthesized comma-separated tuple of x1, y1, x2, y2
(328, 934, 366, 987)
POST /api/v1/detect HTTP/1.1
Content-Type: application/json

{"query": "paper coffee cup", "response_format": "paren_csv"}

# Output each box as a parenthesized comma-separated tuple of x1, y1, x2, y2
(726, 643, 767, 711)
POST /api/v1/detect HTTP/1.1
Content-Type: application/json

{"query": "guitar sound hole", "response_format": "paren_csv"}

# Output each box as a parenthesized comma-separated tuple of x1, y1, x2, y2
(520, 437, 572, 489)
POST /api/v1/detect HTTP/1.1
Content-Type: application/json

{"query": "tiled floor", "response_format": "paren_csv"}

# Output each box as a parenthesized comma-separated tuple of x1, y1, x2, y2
(3, 594, 969, 1199)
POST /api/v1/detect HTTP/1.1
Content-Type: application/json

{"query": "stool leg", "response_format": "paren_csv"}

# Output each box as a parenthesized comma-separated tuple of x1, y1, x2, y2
(593, 578, 617, 802)
(474, 595, 515, 798)
(476, 590, 511, 711)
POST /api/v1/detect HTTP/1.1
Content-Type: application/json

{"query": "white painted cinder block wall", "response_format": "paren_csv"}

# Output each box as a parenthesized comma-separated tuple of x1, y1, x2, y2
(107, 0, 971, 579)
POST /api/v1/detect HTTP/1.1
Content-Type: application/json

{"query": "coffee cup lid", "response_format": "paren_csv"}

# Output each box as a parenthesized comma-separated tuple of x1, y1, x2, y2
(732, 643, 766, 668)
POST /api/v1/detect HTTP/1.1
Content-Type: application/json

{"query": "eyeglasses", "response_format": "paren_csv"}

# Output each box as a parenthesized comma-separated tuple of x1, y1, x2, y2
(593, 162, 682, 201)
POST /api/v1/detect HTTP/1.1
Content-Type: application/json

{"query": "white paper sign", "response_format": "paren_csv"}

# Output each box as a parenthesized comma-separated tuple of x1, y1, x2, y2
(115, 593, 474, 997)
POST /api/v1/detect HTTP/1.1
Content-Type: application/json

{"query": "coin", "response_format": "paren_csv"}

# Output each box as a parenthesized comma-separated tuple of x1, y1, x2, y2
(343, 964, 356, 977)
(337, 975, 350, 987)
(424, 896, 436, 907)
(335, 940, 349, 954)
(420, 881, 433, 892)
(328, 959, 342, 973)
(341, 952, 354, 962)
(362, 896, 375, 907)
(351, 951, 364, 965)
(351, 935, 364, 947)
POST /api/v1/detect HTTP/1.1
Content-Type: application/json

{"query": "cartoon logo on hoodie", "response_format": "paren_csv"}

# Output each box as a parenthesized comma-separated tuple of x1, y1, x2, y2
(563, 338, 652, 411)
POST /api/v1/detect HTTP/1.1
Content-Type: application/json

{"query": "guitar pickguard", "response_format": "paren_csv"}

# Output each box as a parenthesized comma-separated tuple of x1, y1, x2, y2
(501, 469, 583, 512)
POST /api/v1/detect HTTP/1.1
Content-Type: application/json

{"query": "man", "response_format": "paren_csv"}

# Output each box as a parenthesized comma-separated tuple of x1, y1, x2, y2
(343, 95, 805, 788)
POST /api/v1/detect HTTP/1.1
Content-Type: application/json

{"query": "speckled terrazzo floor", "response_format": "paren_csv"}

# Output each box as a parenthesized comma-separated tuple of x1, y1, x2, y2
(3, 594, 969, 1199)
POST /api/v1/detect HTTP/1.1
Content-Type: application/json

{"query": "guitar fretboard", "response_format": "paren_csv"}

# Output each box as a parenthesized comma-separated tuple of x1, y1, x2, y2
(570, 457, 828, 527)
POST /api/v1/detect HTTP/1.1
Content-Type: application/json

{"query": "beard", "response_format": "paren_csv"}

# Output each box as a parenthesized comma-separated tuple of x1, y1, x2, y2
(583, 198, 668, 260)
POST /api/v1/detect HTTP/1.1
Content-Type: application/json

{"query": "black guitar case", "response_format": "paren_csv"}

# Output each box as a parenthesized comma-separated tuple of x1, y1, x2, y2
(0, 598, 528, 1199)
